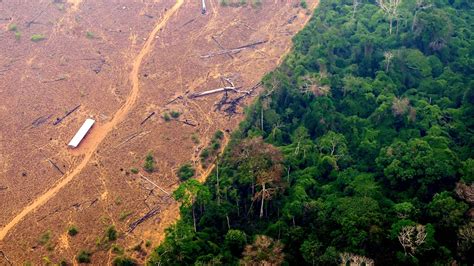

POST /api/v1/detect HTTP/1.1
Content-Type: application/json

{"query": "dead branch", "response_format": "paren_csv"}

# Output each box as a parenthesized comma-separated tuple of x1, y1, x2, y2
(190, 86, 238, 98)
(215, 91, 229, 111)
(47, 159, 64, 175)
(92, 58, 106, 74)
(31, 114, 52, 128)
(287, 15, 297, 25)
(90, 198, 98, 206)
(41, 75, 67, 83)
(26, 4, 50, 28)
(128, 205, 161, 233)
(212, 36, 234, 59)
(140, 112, 156, 125)
(166, 95, 183, 105)
(0, 250, 13, 265)
(222, 77, 235, 87)
(180, 119, 198, 127)
(182, 18, 196, 28)
(53, 104, 81, 125)
(200, 40, 267, 58)
(115, 131, 150, 148)
(139, 174, 170, 196)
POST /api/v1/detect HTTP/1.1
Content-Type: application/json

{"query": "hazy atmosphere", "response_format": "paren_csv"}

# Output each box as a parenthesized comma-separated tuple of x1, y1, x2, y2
(0, 0, 472, 265)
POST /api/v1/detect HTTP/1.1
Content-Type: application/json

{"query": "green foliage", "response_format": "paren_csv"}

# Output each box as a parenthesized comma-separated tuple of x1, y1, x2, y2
(177, 163, 195, 181)
(191, 133, 200, 144)
(144, 152, 155, 173)
(145, 239, 152, 248)
(86, 31, 95, 39)
(31, 34, 46, 42)
(14, 31, 21, 40)
(130, 167, 139, 174)
(150, 0, 473, 265)
(111, 244, 124, 255)
(224, 229, 247, 255)
(170, 110, 180, 118)
(427, 192, 469, 229)
(119, 210, 133, 221)
(8, 23, 17, 31)
(106, 225, 118, 241)
(300, 0, 307, 9)
(76, 250, 92, 263)
(214, 130, 224, 140)
(112, 256, 136, 266)
(67, 225, 79, 236)
(39, 230, 51, 245)
(162, 113, 171, 121)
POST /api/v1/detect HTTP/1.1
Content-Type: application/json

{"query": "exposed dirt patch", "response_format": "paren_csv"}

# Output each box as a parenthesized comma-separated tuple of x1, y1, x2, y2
(0, 0, 318, 263)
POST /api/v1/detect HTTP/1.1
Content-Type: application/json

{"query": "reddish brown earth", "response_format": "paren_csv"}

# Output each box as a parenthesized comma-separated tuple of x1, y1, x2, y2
(0, 0, 318, 264)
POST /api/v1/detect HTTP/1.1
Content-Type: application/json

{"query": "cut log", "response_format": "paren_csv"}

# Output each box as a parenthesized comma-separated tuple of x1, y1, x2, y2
(181, 119, 198, 127)
(140, 112, 156, 125)
(48, 159, 64, 175)
(53, 104, 81, 125)
(41, 76, 67, 83)
(212, 36, 233, 59)
(139, 174, 170, 196)
(0, 250, 13, 265)
(128, 206, 161, 233)
(31, 114, 52, 127)
(200, 40, 268, 58)
(166, 95, 183, 105)
(182, 18, 195, 27)
(189, 86, 250, 98)
(116, 131, 150, 148)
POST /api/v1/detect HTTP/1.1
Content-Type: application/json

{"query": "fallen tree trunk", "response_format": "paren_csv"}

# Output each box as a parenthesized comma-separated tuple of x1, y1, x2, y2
(31, 114, 52, 128)
(53, 104, 81, 125)
(116, 131, 150, 148)
(212, 36, 233, 59)
(139, 174, 170, 196)
(48, 159, 64, 175)
(200, 40, 268, 58)
(140, 111, 156, 125)
(180, 119, 198, 127)
(189, 86, 240, 98)
(0, 250, 13, 265)
(128, 206, 161, 233)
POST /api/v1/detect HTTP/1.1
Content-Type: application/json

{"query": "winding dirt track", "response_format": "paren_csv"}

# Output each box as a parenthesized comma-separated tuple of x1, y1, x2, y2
(0, 0, 184, 241)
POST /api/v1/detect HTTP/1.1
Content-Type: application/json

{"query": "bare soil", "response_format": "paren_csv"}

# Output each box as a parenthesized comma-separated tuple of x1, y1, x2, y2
(0, 0, 318, 264)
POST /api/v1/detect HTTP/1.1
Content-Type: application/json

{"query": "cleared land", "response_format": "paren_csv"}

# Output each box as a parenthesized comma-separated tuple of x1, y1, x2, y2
(0, 0, 317, 263)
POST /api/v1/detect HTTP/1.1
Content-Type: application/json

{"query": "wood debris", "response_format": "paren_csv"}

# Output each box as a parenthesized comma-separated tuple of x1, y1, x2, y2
(140, 112, 156, 125)
(128, 206, 161, 233)
(200, 40, 267, 58)
(47, 159, 64, 175)
(31, 114, 52, 128)
(116, 131, 150, 148)
(53, 104, 81, 125)
(0, 250, 13, 265)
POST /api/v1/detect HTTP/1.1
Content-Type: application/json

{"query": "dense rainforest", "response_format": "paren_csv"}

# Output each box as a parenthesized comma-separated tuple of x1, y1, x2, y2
(148, 0, 474, 265)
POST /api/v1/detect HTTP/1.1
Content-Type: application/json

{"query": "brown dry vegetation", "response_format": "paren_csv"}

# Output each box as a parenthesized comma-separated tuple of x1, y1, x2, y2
(0, 0, 318, 264)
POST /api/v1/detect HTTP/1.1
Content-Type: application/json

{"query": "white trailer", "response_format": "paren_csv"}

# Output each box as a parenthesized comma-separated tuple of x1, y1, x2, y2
(68, 118, 95, 148)
(202, 0, 206, 14)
